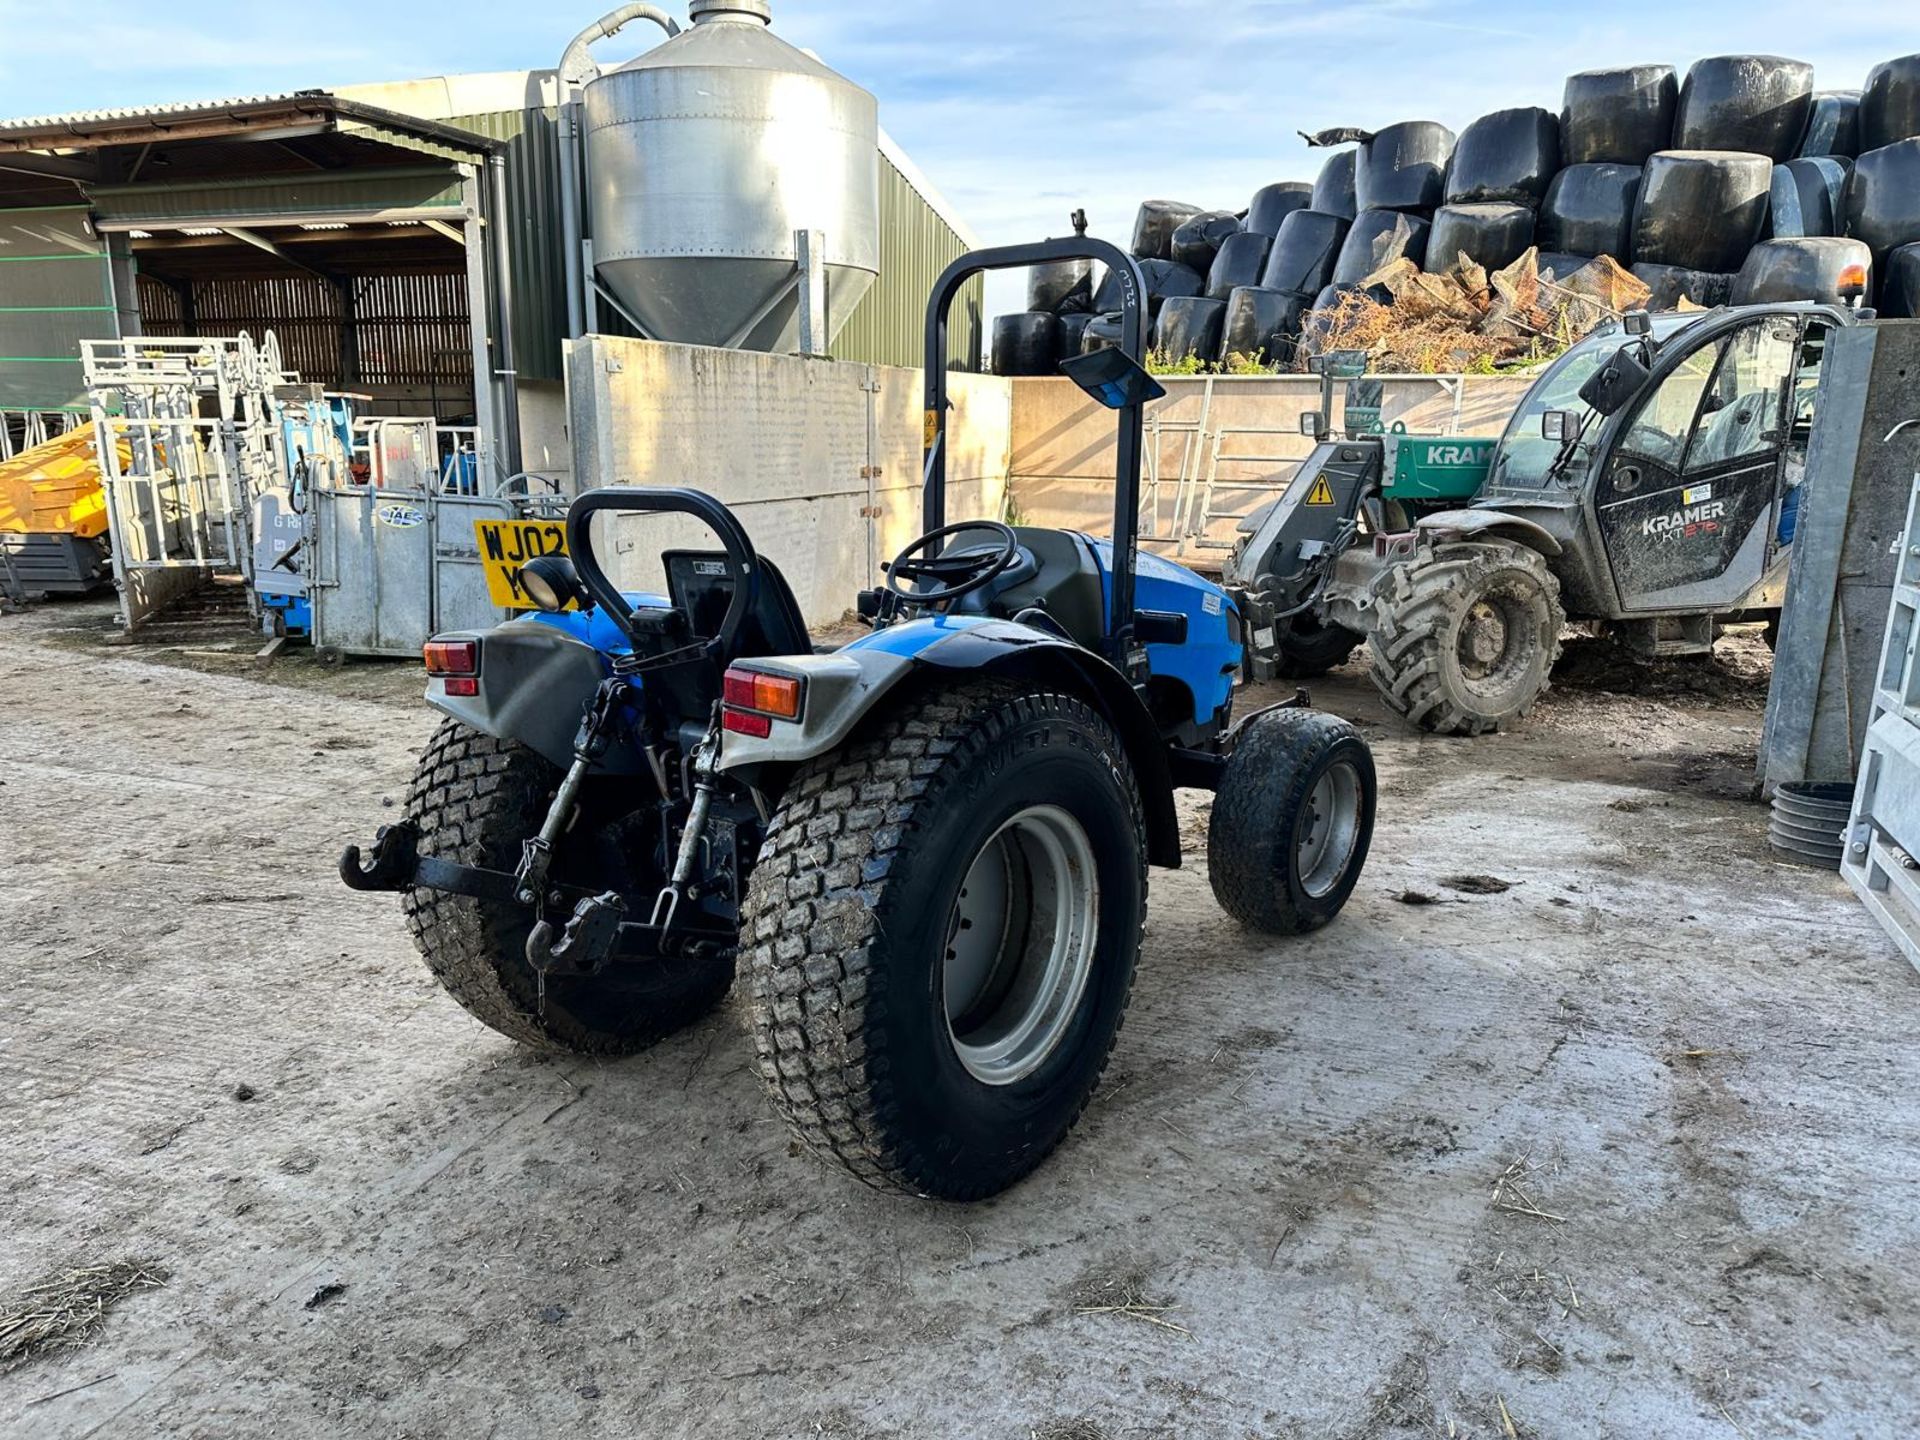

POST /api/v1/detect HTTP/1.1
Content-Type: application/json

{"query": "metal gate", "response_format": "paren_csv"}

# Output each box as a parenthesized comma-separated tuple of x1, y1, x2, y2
(1845, 460, 1920, 969)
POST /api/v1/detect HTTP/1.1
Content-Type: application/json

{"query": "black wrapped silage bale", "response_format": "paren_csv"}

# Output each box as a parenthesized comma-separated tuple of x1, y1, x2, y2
(1131, 200, 1205, 261)
(1333, 209, 1429, 286)
(992, 313, 1062, 376)
(1245, 182, 1314, 237)
(1080, 313, 1126, 355)
(1311, 149, 1359, 220)
(1563, 65, 1677, 165)
(1026, 259, 1093, 315)
(1092, 257, 1206, 317)
(1539, 163, 1640, 259)
(1207, 231, 1274, 300)
(1732, 237, 1873, 304)
(1427, 203, 1536, 274)
(1154, 296, 1228, 362)
(1632, 150, 1772, 271)
(1770, 157, 1850, 238)
(1843, 139, 1920, 265)
(1219, 287, 1305, 366)
(1631, 262, 1736, 310)
(1673, 55, 1815, 162)
(1536, 251, 1596, 281)
(1880, 242, 1920, 317)
(1171, 211, 1242, 273)
(1800, 91, 1862, 159)
(1861, 55, 1920, 151)
(1355, 121, 1455, 212)
(1445, 107, 1561, 206)
(1261, 209, 1351, 296)
(1056, 312, 1096, 361)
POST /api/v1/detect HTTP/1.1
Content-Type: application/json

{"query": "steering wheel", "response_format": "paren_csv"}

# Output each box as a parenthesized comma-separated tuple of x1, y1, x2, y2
(885, 520, 1019, 606)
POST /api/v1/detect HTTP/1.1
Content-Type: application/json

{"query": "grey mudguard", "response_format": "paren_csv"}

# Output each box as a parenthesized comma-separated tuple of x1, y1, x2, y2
(425, 620, 609, 771)
(713, 649, 916, 771)
(1416, 508, 1564, 558)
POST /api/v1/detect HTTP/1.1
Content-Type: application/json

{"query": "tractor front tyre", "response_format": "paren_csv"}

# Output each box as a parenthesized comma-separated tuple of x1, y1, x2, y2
(741, 682, 1145, 1201)
(1272, 613, 1363, 678)
(1208, 710, 1376, 934)
(401, 719, 734, 1055)
(1368, 539, 1565, 735)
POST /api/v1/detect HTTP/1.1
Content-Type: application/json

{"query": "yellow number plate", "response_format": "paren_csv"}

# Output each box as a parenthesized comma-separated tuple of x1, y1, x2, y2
(474, 518, 571, 609)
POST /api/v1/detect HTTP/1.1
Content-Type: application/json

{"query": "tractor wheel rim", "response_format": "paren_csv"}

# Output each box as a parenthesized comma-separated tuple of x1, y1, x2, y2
(943, 804, 1100, 1087)
(1297, 761, 1363, 899)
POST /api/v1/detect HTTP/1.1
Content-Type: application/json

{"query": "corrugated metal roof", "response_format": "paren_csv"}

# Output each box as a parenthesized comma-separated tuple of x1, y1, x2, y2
(0, 92, 500, 160)
(0, 92, 320, 135)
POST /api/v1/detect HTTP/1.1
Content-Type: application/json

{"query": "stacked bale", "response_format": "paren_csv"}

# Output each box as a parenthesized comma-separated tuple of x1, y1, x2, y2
(1154, 296, 1229, 362)
(1245, 182, 1314, 237)
(992, 312, 1061, 376)
(997, 49, 1920, 371)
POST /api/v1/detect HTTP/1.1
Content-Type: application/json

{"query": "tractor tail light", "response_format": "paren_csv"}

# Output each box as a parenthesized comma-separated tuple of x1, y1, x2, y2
(723, 666, 803, 737)
(424, 639, 480, 695)
(423, 639, 479, 676)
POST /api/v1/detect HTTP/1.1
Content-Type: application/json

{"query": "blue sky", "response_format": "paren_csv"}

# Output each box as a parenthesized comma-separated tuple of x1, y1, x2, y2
(2, 0, 1914, 317)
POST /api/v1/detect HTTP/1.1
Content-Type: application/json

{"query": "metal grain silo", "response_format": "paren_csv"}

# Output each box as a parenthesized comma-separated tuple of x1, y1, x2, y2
(571, 0, 880, 352)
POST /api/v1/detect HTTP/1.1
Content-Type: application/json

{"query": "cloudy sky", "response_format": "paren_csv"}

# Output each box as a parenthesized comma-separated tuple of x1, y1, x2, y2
(1, 0, 1912, 316)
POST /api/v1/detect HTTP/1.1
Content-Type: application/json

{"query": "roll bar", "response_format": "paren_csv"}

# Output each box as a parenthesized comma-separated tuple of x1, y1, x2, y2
(565, 486, 757, 658)
(921, 236, 1150, 667)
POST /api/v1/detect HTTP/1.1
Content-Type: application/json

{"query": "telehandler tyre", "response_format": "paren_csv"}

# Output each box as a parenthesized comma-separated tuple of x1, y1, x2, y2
(742, 681, 1145, 1201)
(401, 719, 735, 1054)
(1369, 539, 1565, 735)
(1208, 709, 1376, 934)
(1273, 613, 1362, 678)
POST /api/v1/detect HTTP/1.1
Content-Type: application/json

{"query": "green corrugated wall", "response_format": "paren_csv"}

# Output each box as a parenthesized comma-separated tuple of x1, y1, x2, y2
(447, 108, 979, 379)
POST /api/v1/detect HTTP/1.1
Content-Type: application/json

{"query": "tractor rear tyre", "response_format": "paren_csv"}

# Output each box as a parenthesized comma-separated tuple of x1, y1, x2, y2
(1369, 539, 1565, 735)
(1273, 613, 1363, 678)
(742, 681, 1145, 1200)
(401, 719, 734, 1055)
(1208, 710, 1376, 934)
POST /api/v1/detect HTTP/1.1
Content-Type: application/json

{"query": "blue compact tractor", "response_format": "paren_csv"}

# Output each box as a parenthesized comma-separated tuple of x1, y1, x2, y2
(342, 235, 1377, 1199)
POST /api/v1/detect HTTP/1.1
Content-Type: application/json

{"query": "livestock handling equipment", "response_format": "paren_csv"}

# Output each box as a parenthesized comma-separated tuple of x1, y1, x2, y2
(341, 234, 1378, 1200)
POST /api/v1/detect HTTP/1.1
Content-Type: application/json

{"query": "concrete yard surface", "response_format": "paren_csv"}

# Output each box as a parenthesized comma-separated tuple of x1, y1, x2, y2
(1, 601, 1915, 1438)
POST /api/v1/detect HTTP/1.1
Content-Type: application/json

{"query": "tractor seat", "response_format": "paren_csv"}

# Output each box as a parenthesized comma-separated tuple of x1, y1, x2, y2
(663, 550, 811, 661)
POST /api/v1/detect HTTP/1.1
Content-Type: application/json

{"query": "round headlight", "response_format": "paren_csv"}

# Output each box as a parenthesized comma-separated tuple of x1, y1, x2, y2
(517, 554, 575, 613)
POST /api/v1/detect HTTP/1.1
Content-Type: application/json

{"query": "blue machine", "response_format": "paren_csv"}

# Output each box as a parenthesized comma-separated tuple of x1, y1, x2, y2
(342, 229, 1376, 1203)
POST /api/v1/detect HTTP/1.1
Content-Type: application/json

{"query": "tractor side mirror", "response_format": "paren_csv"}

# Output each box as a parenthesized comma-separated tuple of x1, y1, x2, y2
(1578, 341, 1653, 417)
(1540, 410, 1576, 442)
(1300, 411, 1326, 439)
(1623, 310, 1653, 338)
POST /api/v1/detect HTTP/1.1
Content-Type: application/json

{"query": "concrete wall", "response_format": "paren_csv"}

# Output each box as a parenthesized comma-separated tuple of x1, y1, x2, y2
(565, 337, 1009, 626)
(1008, 373, 1535, 558)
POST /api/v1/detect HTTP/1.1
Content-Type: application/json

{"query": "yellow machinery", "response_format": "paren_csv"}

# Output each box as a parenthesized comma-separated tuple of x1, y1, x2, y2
(0, 428, 119, 594)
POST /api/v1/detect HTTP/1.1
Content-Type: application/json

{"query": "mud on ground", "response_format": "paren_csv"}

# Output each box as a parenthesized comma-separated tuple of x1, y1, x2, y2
(1, 599, 1914, 1438)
